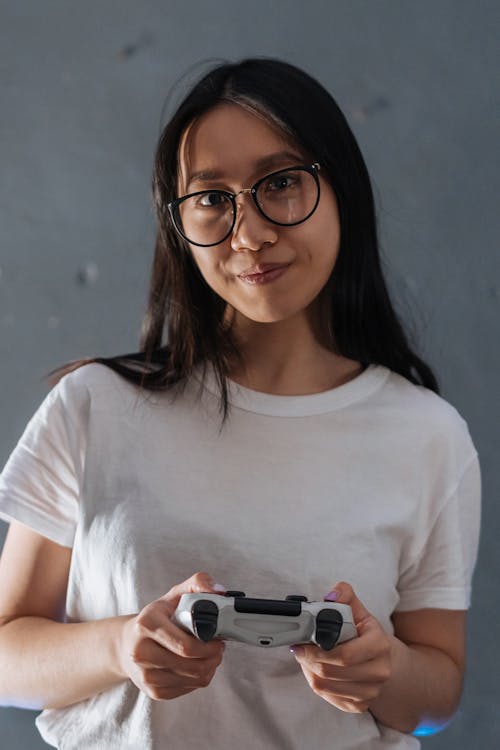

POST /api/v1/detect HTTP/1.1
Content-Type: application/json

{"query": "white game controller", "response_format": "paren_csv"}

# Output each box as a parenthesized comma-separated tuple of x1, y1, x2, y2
(172, 591, 357, 650)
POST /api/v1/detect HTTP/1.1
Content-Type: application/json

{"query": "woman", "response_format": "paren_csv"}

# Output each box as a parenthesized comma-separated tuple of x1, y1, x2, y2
(0, 57, 481, 749)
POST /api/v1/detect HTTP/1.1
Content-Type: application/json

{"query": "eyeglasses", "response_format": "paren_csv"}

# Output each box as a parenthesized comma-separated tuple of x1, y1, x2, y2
(167, 162, 321, 247)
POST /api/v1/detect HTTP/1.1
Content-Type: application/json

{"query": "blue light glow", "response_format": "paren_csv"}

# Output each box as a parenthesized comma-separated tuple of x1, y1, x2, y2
(412, 719, 452, 737)
(413, 725, 441, 737)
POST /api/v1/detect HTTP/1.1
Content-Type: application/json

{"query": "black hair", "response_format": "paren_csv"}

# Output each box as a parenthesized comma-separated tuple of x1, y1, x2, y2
(48, 56, 439, 426)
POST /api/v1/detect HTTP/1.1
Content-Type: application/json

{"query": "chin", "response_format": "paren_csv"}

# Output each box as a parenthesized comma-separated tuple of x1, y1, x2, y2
(239, 310, 300, 326)
(225, 300, 305, 327)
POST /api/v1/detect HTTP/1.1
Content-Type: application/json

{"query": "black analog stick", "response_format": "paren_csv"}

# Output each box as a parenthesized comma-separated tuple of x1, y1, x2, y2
(315, 609, 343, 650)
(192, 600, 219, 642)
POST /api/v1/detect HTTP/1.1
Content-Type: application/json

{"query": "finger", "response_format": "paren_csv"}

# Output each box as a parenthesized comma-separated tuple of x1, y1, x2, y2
(324, 581, 371, 625)
(297, 654, 389, 683)
(141, 669, 213, 701)
(304, 672, 382, 705)
(156, 620, 224, 660)
(132, 635, 224, 675)
(293, 622, 388, 667)
(145, 683, 199, 702)
(142, 661, 219, 689)
(170, 652, 223, 680)
(136, 605, 225, 660)
(160, 571, 226, 614)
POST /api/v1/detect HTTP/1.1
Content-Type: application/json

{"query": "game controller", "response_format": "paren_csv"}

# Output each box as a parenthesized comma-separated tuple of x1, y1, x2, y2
(172, 591, 357, 650)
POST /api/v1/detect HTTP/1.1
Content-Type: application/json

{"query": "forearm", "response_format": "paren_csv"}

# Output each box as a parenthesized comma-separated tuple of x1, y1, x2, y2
(368, 635, 463, 734)
(0, 615, 134, 710)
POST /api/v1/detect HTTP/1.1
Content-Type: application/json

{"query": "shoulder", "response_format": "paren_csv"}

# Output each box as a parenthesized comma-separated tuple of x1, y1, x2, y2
(52, 361, 119, 398)
(379, 368, 477, 466)
(381, 368, 468, 430)
(49, 362, 137, 422)
(57, 361, 122, 391)
(50, 361, 180, 424)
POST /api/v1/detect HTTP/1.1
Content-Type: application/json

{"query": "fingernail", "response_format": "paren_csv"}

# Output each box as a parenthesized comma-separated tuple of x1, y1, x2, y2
(213, 583, 226, 592)
(289, 646, 304, 656)
(324, 590, 338, 601)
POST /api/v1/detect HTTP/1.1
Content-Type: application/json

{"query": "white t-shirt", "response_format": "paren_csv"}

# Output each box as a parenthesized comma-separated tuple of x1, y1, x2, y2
(0, 362, 481, 750)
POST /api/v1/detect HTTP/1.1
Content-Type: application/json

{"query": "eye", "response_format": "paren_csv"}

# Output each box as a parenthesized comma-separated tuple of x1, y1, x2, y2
(197, 192, 229, 208)
(264, 173, 297, 192)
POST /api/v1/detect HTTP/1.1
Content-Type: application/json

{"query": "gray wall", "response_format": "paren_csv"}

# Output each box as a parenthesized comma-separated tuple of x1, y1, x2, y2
(1, 1, 498, 747)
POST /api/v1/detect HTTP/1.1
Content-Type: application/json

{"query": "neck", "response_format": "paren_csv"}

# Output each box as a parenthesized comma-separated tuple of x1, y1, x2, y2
(225, 308, 363, 396)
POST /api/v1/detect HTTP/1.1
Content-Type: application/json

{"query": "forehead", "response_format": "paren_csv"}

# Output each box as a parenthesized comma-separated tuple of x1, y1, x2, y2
(177, 102, 307, 192)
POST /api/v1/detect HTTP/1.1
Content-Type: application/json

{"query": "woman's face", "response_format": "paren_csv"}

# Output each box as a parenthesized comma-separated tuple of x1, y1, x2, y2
(176, 102, 341, 332)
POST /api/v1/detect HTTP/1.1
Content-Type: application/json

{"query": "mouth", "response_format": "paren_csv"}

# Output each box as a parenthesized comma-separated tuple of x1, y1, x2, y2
(238, 262, 291, 279)
(238, 263, 292, 286)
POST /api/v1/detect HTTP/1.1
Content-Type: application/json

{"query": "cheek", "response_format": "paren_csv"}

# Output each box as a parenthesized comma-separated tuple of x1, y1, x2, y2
(190, 253, 231, 296)
(314, 220, 341, 273)
(300, 222, 340, 276)
(314, 189, 341, 255)
(189, 249, 214, 280)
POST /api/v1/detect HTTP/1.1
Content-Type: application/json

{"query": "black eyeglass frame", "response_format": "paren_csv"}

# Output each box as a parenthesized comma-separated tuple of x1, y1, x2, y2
(167, 162, 322, 248)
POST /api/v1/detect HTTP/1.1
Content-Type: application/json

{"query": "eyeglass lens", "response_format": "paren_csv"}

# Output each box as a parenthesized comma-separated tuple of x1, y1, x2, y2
(174, 168, 318, 246)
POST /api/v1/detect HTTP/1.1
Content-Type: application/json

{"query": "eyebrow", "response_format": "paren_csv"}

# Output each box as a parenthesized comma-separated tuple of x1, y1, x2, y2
(185, 150, 305, 191)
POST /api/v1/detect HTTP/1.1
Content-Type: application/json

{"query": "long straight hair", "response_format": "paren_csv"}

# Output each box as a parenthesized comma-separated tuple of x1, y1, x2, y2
(48, 57, 439, 425)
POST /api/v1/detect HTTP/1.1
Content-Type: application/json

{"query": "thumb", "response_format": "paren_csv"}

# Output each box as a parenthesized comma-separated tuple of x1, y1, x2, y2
(324, 581, 371, 626)
(161, 571, 226, 613)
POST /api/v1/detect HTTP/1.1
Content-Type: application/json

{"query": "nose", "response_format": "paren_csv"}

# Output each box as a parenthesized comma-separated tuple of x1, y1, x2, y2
(230, 190, 279, 252)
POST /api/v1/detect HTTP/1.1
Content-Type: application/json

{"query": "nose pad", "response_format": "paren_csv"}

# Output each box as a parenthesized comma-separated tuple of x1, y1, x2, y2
(233, 190, 254, 227)
(232, 203, 248, 236)
(231, 192, 277, 251)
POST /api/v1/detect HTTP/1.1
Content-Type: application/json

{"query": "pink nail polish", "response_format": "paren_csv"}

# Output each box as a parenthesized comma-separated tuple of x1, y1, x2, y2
(213, 583, 226, 592)
(325, 591, 338, 601)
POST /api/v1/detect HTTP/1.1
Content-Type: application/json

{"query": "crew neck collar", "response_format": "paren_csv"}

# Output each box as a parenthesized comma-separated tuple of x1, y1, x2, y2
(191, 363, 390, 417)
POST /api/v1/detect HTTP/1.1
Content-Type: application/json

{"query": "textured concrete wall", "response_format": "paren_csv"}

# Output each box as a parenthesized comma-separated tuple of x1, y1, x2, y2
(1, 1, 498, 746)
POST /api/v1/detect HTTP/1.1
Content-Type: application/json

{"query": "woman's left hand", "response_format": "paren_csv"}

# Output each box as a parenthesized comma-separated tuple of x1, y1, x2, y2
(291, 582, 393, 714)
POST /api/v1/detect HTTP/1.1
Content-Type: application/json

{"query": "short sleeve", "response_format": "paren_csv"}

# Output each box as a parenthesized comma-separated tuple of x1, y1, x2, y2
(396, 451, 481, 611)
(0, 377, 85, 548)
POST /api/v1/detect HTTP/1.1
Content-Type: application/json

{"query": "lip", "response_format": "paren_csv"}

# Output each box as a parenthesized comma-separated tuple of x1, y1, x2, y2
(238, 262, 291, 278)
(238, 263, 291, 286)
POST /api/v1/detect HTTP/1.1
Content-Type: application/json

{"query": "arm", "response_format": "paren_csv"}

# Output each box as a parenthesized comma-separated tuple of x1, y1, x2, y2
(0, 522, 224, 710)
(0, 616, 130, 710)
(367, 608, 465, 734)
(0, 521, 128, 709)
(291, 582, 465, 735)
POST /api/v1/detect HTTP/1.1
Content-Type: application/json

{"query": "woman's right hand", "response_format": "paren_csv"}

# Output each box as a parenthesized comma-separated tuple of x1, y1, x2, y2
(117, 572, 226, 700)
